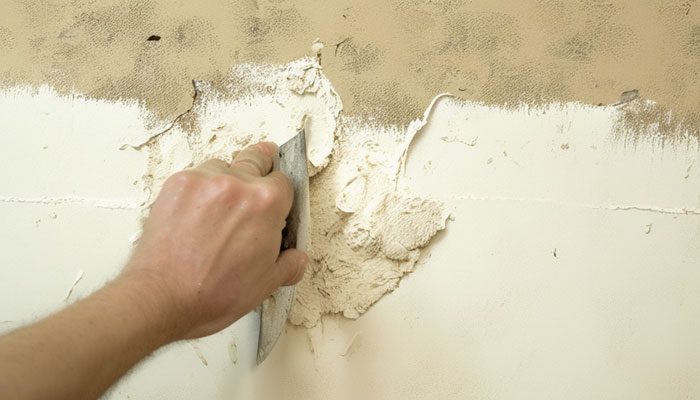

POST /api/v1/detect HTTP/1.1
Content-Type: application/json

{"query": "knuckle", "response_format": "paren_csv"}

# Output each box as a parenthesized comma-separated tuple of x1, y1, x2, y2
(277, 172, 293, 191)
(208, 174, 243, 200)
(199, 159, 227, 173)
(269, 172, 294, 201)
(253, 182, 285, 210)
(231, 158, 264, 175)
(164, 171, 201, 190)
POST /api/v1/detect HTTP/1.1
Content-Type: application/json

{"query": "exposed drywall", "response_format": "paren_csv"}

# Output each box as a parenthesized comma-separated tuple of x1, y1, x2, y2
(0, 0, 698, 139)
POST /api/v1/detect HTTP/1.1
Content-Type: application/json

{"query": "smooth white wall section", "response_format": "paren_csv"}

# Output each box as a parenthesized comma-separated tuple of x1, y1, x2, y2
(405, 100, 700, 212)
(0, 88, 698, 399)
(0, 87, 260, 400)
(250, 99, 700, 399)
(0, 87, 148, 322)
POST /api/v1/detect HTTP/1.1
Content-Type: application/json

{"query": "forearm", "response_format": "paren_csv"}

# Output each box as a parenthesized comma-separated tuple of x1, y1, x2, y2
(0, 142, 308, 398)
(0, 272, 177, 400)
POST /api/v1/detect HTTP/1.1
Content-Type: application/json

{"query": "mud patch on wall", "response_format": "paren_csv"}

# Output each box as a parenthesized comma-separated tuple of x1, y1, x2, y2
(132, 58, 448, 327)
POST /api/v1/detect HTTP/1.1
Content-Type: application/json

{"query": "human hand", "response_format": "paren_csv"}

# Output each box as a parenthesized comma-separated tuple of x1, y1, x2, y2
(122, 141, 309, 340)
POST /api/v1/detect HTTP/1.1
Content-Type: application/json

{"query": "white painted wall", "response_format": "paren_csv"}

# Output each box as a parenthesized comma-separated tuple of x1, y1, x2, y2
(1, 87, 698, 399)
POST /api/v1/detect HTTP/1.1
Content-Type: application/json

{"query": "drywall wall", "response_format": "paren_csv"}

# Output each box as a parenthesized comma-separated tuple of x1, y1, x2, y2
(2, 1, 699, 398)
(1, 61, 699, 399)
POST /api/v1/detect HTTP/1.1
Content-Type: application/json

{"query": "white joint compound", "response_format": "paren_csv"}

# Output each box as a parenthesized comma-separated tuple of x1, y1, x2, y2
(137, 57, 449, 327)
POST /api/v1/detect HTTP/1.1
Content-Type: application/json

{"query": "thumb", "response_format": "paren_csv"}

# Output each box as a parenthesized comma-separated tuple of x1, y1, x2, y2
(274, 249, 309, 287)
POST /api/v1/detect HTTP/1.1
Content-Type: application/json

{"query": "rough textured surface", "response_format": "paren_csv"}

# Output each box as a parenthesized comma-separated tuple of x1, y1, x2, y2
(137, 59, 448, 327)
(291, 108, 451, 326)
(0, 0, 698, 139)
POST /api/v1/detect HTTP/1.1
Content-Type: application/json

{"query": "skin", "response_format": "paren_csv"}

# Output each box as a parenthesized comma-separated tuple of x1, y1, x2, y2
(0, 141, 309, 400)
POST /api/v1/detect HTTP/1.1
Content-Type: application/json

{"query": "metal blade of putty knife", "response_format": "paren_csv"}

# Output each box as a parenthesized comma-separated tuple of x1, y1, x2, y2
(256, 127, 310, 365)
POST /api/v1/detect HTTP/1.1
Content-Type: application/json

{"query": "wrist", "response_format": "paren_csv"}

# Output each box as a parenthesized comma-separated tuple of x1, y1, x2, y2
(109, 269, 186, 346)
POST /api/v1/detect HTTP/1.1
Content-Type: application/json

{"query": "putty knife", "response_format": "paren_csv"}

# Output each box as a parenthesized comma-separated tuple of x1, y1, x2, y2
(256, 127, 310, 365)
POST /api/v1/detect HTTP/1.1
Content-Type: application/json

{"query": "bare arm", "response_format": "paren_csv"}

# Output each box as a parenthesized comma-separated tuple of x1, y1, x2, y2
(0, 274, 176, 400)
(0, 142, 308, 400)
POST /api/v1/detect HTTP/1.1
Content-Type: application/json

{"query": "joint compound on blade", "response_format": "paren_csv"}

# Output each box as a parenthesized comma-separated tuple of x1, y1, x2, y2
(134, 57, 449, 327)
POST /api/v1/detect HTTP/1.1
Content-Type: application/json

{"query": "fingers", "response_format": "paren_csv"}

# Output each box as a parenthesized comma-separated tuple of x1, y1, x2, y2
(194, 159, 230, 175)
(273, 249, 309, 287)
(193, 141, 280, 178)
(264, 171, 294, 213)
(191, 143, 293, 219)
(230, 142, 278, 177)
